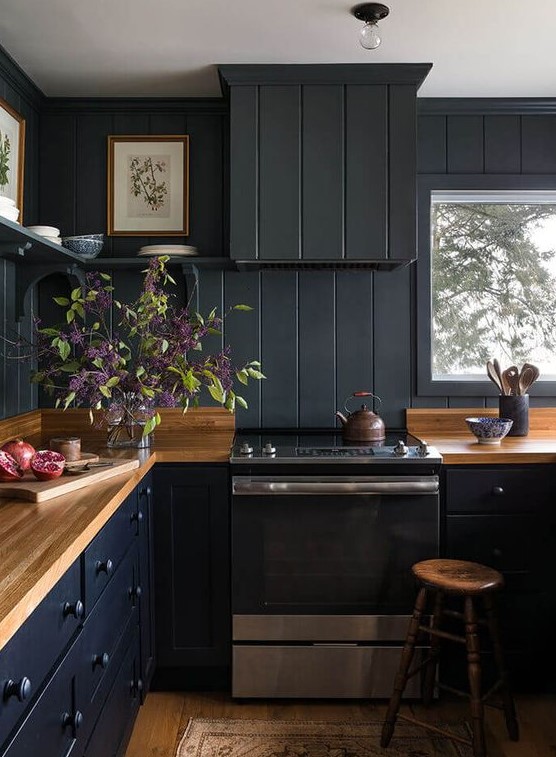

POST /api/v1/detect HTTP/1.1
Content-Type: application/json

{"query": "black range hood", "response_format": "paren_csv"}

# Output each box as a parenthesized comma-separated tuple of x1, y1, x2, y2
(220, 64, 432, 272)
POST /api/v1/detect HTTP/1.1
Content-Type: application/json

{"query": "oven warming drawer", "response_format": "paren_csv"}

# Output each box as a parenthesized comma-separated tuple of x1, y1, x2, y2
(233, 645, 424, 699)
(233, 614, 413, 642)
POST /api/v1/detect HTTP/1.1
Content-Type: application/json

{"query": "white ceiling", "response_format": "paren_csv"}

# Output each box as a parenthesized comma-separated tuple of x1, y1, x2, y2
(1, 0, 555, 98)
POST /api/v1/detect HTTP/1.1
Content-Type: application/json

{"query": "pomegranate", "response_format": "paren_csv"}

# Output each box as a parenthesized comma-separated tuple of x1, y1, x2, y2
(0, 450, 24, 482)
(1, 438, 36, 472)
(31, 450, 66, 481)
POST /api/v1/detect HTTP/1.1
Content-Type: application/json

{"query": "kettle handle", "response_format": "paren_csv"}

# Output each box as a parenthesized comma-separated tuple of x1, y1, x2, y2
(344, 392, 382, 414)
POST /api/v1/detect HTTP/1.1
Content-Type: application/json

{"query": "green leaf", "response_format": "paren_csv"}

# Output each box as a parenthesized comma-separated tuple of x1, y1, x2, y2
(59, 361, 80, 373)
(247, 368, 266, 380)
(225, 394, 236, 412)
(193, 343, 203, 351)
(38, 327, 59, 337)
(63, 391, 76, 410)
(143, 416, 157, 437)
(136, 366, 146, 378)
(208, 384, 224, 404)
(161, 339, 169, 353)
(66, 309, 75, 324)
(73, 302, 85, 318)
(71, 287, 81, 302)
(92, 322, 100, 331)
(141, 386, 155, 399)
(53, 296, 70, 307)
(58, 340, 71, 361)
(207, 327, 222, 336)
(99, 385, 112, 399)
(235, 395, 248, 409)
(92, 357, 104, 369)
(236, 369, 249, 386)
(249, 360, 261, 367)
(99, 272, 112, 281)
(233, 304, 253, 311)
(105, 376, 120, 388)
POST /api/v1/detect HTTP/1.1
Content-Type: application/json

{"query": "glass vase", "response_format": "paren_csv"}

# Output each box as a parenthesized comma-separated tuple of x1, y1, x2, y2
(105, 394, 153, 449)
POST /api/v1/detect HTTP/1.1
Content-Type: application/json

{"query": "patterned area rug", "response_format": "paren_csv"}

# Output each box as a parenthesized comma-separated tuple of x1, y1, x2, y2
(176, 718, 473, 757)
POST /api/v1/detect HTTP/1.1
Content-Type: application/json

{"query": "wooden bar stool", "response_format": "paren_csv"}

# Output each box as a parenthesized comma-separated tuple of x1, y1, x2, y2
(381, 559, 519, 757)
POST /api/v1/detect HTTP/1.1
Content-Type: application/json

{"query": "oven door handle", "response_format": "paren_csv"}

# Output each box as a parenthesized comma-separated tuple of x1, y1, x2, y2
(232, 477, 439, 495)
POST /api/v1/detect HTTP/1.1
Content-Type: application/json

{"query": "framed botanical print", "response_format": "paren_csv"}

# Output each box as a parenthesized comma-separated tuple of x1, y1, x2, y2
(107, 135, 189, 236)
(0, 97, 25, 217)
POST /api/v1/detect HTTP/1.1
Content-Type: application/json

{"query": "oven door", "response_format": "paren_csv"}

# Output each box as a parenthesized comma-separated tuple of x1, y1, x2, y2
(232, 475, 439, 625)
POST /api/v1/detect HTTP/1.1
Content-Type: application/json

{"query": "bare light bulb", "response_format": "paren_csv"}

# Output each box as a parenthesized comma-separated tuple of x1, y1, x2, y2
(359, 21, 381, 49)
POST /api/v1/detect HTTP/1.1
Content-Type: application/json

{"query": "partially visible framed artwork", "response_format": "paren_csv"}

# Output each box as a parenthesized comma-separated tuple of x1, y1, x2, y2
(107, 135, 189, 236)
(0, 97, 25, 217)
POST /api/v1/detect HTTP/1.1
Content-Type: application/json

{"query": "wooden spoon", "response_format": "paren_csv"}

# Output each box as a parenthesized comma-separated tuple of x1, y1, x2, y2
(493, 359, 508, 394)
(518, 366, 536, 395)
(486, 360, 504, 393)
(522, 362, 540, 388)
(502, 365, 520, 395)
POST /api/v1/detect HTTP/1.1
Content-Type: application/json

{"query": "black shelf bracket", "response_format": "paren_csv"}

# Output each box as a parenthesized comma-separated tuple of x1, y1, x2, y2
(0, 241, 32, 259)
(15, 263, 86, 322)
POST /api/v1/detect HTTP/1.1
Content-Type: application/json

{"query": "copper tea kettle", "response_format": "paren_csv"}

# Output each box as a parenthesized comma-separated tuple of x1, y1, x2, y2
(335, 391, 386, 442)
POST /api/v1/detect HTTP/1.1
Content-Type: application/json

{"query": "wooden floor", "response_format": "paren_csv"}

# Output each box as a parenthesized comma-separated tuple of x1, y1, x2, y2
(126, 691, 556, 756)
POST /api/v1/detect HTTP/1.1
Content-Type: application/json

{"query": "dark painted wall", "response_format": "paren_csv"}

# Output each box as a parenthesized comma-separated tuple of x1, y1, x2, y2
(0, 46, 42, 419)
(34, 96, 556, 427)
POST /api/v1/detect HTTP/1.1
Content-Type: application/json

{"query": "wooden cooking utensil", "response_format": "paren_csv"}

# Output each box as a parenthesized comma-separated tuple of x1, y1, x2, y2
(493, 358, 508, 394)
(486, 360, 504, 393)
(502, 366, 520, 395)
(522, 362, 540, 387)
(518, 366, 535, 395)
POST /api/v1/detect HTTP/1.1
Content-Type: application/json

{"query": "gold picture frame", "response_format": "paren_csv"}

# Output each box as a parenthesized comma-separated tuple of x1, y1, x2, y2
(107, 134, 189, 236)
(0, 97, 25, 220)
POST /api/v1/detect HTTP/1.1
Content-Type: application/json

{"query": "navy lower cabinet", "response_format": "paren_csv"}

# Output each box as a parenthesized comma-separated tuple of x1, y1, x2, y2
(442, 464, 556, 691)
(153, 465, 230, 688)
(0, 478, 155, 757)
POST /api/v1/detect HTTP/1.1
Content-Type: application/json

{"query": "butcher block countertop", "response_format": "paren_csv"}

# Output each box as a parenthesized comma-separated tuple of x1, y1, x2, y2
(0, 408, 235, 652)
(407, 407, 556, 464)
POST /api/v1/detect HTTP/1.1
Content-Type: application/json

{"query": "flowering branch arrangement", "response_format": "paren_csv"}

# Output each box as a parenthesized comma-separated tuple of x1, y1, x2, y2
(31, 256, 265, 437)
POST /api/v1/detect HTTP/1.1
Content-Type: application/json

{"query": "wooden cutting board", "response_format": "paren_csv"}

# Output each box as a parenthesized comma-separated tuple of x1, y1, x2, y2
(0, 458, 140, 502)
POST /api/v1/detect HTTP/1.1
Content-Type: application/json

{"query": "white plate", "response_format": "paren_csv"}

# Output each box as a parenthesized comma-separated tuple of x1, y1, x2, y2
(27, 225, 60, 236)
(139, 245, 197, 252)
(137, 249, 199, 257)
(44, 236, 62, 244)
(0, 197, 16, 207)
(0, 208, 20, 222)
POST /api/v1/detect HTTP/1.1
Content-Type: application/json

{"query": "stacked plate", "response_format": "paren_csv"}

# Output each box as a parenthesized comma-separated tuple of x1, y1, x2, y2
(26, 225, 62, 244)
(0, 197, 20, 224)
(137, 244, 198, 257)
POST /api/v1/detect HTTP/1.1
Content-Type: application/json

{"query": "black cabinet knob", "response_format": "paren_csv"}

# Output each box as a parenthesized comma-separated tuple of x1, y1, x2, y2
(63, 600, 84, 619)
(139, 485, 152, 498)
(95, 558, 113, 576)
(3, 677, 31, 703)
(492, 486, 504, 496)
(62, 710, 83, 731)
(130, 678, 144, 695)
(92, 652, 110, 670)
(129, 585, 142, 602)
(130, 510, 144, 524)
(492, 547, 503, 558)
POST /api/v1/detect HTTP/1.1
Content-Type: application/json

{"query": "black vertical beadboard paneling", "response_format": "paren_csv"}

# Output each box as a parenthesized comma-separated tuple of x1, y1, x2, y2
(260, 271, 298, 427)
(76, 113, 113, 237)
(259, 86, 300, 260)
(187, 113, 224, 257)
(447, 115, 484, 173)
(302, 86, 344, 260)
(345, 85, 387, 259)
(224, 271, 261, 427)
(417, 115, 447, 174)
(389, 85, 418, 260)
(335, 271, 374, 411)
(484, 116, 521, 173)
(229, 87, 258, 260)
(298, 272, 336, 427)
(373, 266, 412, 428)
(39, 114, 76, 234)
(521, 116, 556, 173)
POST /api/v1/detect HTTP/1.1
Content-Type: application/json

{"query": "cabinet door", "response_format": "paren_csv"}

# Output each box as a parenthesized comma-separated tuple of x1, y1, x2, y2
(137, 473, 155, 695)
(153, 465, 230, 669)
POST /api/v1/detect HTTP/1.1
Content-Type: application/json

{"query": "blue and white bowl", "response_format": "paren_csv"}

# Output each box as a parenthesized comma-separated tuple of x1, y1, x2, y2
(465, 416, 513, 444)
(62, 234, 104, 259)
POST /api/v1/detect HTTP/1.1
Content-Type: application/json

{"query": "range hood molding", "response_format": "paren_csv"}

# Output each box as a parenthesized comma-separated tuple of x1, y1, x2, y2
(235, 258, 414, 272)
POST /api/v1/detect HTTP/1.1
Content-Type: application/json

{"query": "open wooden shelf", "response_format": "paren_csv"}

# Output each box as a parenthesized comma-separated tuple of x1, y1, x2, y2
(83, 256, 236, 270)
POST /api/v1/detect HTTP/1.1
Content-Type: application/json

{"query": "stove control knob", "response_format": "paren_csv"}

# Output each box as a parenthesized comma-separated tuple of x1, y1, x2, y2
(263, 442, 276, 455)
(418, 440, 429, 457)
(393, 440, 409, 457)
(239, 442, 253, 456)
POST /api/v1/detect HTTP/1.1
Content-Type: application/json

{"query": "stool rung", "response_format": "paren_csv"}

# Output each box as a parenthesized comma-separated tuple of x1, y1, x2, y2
(436, 681, 469, 700)
(442, 608, 488, 626)
(397, 713, 472, 746)
(417, 625, 466, 644)
(482, 679, 504, 708)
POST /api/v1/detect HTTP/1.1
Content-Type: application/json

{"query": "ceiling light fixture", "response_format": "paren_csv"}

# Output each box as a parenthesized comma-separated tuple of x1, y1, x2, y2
(351, 3, 390, 49)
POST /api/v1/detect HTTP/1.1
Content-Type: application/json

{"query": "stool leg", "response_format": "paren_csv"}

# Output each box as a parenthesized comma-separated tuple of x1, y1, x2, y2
(464, 596, 486, 757)
(381, 587, 427, 748)
(483, 594, 519, 741)
(421, 590, 443, 707)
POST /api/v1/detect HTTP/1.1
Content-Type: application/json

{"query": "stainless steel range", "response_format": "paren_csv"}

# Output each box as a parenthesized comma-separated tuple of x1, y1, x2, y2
(230, 430, 442, 699)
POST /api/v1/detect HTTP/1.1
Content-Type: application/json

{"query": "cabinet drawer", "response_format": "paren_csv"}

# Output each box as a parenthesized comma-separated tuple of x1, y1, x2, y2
(83, 493, 136, 612)
(84, 626, 141, 757)
(446, 514, 540, 573)
(1, 635, 83, 757)
(445, 466, 556, 515)
(0, 559, 82, 747)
